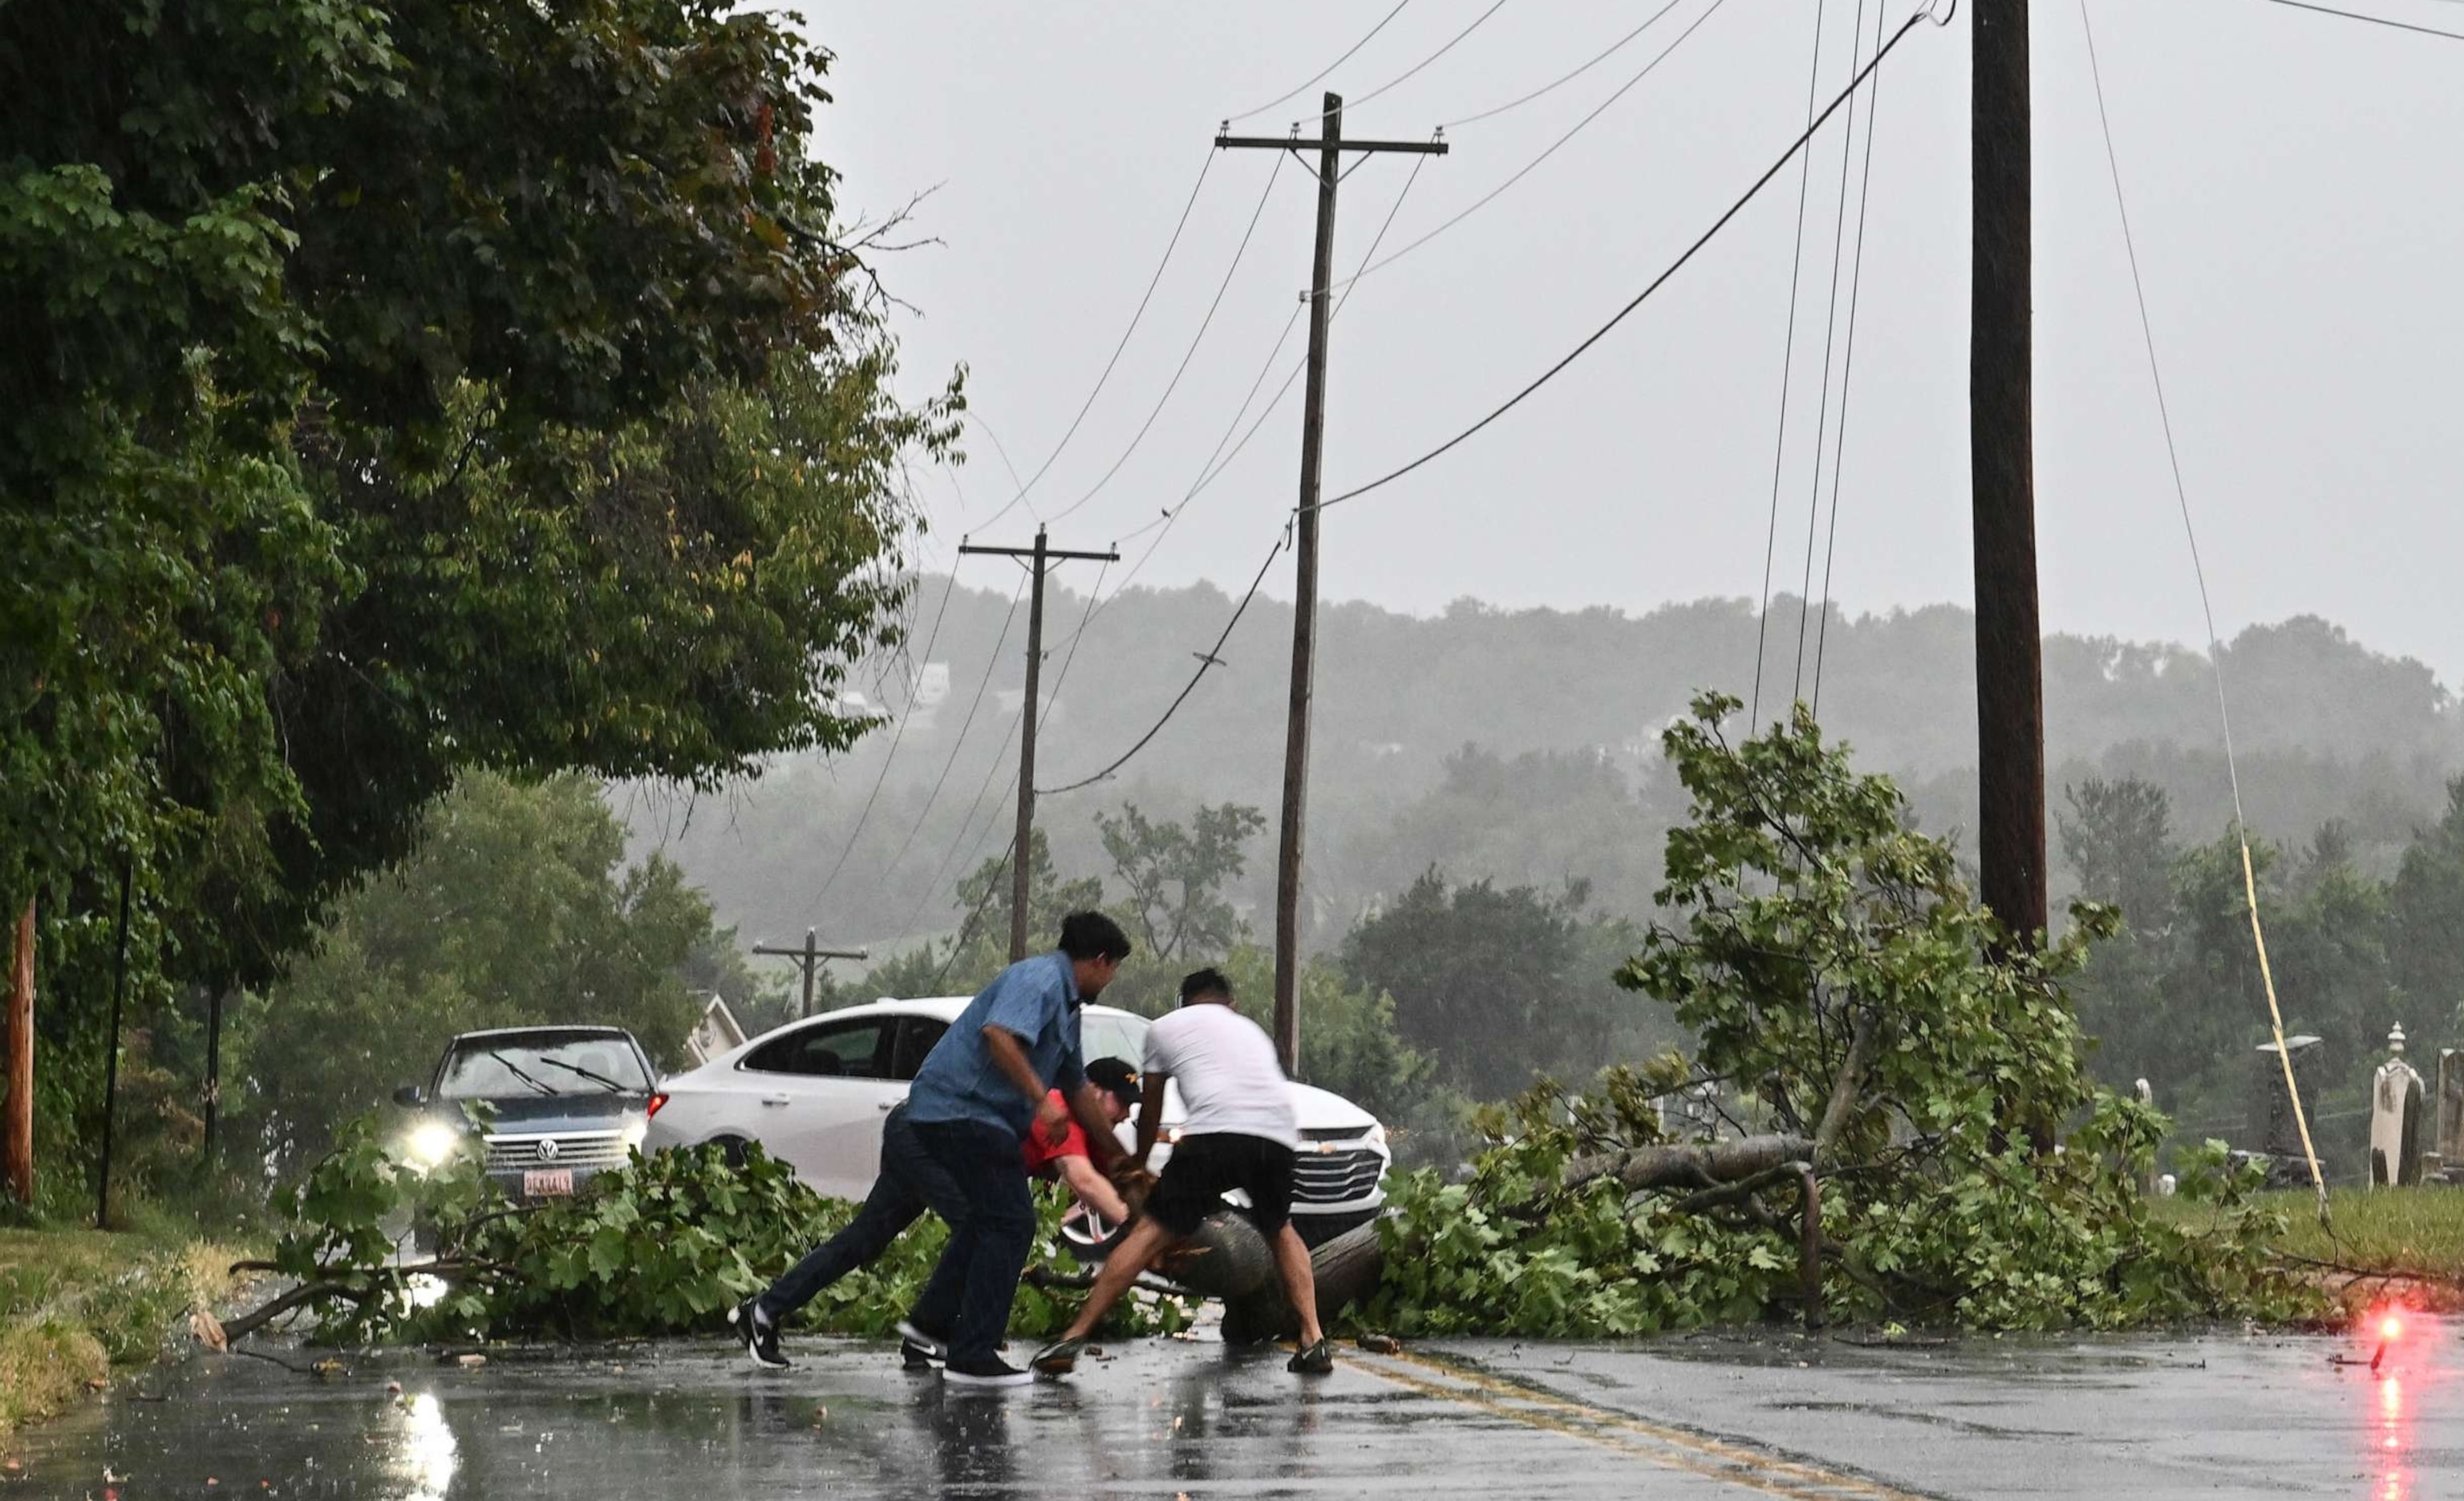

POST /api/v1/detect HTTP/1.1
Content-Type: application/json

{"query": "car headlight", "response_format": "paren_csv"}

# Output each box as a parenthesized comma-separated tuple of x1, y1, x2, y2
(403, 1120, 460, 1171)
(1364, 1122, 1388, 1150)
(621, 1118, 648, 1150)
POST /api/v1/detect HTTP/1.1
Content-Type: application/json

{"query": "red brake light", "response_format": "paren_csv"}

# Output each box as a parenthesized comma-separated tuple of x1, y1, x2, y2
(646, 1092, 669, 1118)
(2381, 1315, 2405, 1342)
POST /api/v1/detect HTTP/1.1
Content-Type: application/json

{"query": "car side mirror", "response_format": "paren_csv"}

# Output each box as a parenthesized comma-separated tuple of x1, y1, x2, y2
(393, 1084, 426, 1108)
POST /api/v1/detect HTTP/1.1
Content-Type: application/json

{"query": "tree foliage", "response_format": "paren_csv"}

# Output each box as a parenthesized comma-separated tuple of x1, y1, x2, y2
(4, 0, 955, 1206)
(1364, 698, 2316, 1333)
(257, 1118, 1190, 1344)
(1339, 868, 1666, 1101)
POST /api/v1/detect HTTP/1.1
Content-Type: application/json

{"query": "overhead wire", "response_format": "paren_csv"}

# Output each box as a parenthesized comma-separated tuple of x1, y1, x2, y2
(869, 570, 1029, 891)
(1222, 0, 1414, 125)
(1275, 0, 1512, 128)
(1810, 0, 1893, 716)
(971, 152, 1218, 533)
(1042, 154, 1288, 525)
(803, 565, 962, 912)
(1035, 531, 1289, 797)
(1021, 148, 1436, 796)
(1440, 2, 1697, 128)
(1323, 0, 1727, 297)
(2075, 0, 2328, 1223)
(1312, 4, 1940, 520)
(1064, 147, 1433, 643)
(1752, 0, 1833, 732)
(2260, 0, 2464, 41)
(1792, 0, 1872, 700)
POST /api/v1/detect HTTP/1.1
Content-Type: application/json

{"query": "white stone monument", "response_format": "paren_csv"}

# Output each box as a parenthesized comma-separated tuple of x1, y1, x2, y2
(2369, 1024, 2426, 1188)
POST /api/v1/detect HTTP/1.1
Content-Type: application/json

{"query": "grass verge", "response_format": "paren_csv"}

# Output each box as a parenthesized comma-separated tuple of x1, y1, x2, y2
(2156, 1186, 2464, 1316)
(0, 1229, 248, 1445)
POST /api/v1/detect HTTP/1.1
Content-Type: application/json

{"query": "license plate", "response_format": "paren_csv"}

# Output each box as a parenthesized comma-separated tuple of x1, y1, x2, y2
(524, 1169, 574, 1197)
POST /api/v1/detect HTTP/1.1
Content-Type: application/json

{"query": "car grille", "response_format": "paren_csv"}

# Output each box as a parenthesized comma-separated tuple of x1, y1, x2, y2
(484, 1131, 630, 1174)
(1291, 1146, 1385, 1204)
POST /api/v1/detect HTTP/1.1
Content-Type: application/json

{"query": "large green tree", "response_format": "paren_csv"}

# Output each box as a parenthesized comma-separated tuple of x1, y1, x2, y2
(2, 0, 954, 1204)
(1339, 868, 1665, 1101)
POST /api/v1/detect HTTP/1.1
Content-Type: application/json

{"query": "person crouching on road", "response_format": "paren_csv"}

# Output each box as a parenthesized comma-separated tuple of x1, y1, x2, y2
(901, 911, 1131, 1386)
(1031, 966, 1333, 1378)
(727, 1053, 1145, 1373)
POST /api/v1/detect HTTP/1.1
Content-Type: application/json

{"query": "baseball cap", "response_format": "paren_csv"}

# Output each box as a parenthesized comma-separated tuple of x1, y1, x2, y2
(1086, 1056, 1142, 1108)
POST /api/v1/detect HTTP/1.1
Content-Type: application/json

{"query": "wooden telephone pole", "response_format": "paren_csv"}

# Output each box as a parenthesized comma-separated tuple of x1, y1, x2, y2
(753, 928, 869, 1018)
(1972, 0, 2048, 945)
(1217, 95, 1446, 1074)
(960, 527, 1118, 961)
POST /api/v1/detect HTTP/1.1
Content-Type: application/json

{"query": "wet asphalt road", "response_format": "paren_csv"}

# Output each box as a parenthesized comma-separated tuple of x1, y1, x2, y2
(10, 1319, 2457, 1498)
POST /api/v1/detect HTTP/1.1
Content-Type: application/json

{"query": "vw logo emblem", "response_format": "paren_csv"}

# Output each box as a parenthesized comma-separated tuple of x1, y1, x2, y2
(536, 1137, 561, 1162)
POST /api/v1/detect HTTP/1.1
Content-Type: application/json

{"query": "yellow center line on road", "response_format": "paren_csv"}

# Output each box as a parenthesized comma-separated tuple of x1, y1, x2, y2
(1348, 1348, 1939, 1501)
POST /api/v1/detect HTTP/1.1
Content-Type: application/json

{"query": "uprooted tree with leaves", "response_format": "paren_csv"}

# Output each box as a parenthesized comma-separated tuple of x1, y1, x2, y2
(1362, 695, 2317, 1335)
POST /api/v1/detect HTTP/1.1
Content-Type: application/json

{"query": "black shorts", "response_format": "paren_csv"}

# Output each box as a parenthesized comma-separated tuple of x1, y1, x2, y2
(1147, 1133, 1295, 1237)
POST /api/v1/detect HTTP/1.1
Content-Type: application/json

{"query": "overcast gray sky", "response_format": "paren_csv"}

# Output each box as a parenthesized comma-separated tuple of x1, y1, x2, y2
(800, 1, 2464, 688)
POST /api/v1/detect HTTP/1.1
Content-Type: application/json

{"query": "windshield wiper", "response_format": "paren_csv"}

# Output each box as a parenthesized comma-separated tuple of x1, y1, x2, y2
(483, 1049, 560, 1096)
(534, 1056, 633, 1094)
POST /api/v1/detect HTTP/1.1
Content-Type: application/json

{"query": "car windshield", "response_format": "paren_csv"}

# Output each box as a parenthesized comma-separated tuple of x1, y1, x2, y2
(437, 1035, 649, 1098)
(1080, 1011, 1149, 1071)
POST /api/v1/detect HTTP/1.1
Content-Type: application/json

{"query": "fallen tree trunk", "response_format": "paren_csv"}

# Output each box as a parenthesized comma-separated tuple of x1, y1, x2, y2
(1220, 1221, 1384, 1345)
(1562, 1134, 1817, 1195)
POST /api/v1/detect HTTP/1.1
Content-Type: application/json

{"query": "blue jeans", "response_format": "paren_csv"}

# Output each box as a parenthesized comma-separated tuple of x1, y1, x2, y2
(757, 1103, 971, 1333)
(908, 1116, 1036, 1364)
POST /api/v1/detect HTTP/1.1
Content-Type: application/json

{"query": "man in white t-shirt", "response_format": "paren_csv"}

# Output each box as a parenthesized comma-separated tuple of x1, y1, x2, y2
(1031, 967, 1332, 1377)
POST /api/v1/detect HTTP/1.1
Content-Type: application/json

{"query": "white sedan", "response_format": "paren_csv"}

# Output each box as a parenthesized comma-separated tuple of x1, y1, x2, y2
(642, 996, 1390, 1246)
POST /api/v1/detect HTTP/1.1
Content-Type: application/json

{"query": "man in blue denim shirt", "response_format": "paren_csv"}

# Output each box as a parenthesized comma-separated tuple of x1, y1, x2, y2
(902, 911, 1132, 1386)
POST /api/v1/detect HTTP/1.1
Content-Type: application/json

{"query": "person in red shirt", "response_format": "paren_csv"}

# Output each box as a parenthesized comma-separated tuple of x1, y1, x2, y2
(1026, 1056, 1142, 1226)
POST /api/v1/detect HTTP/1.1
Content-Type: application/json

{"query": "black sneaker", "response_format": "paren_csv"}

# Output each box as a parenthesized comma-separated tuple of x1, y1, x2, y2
(729, 1298, 789, 1370)
(1029, 1337, 1087, 1377)
(942, 1354, 1032, 1389)
(1287, 1337, 1335, 1375)
(895, 1319, 948, 1360)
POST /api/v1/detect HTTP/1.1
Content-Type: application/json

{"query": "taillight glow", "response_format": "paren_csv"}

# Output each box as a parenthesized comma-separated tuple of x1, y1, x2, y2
(2381, 1315, 2405, 1342)
(646, 1092, 669, 1118)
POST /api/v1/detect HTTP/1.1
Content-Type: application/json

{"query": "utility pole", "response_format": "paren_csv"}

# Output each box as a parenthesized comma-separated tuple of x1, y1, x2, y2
(1972, 1, 2046, 947)
(753, 928, 869, 1018)
(4, 898, 31, 1207)
(1218, 96, 1446, 1075)
(960, 527, 1118, 961)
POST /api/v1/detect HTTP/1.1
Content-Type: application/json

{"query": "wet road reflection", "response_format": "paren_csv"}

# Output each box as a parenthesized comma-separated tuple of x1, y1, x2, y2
(18, 1322, 2464, 1498)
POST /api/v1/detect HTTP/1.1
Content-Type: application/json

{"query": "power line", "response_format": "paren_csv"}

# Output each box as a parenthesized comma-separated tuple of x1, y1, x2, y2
(1810, 0, 1893, 716)
(804, 566, 962, 911)
(1323, 0, 1726, 296)
(1441, 2, 1696, 128)
(902, 723, 1021, 951)
(1752, 0, 1832, 732)
(1275, 0, 1511, 129)
(1793, 0, 1872, 700)
(1222, 0, 1414, 125)
(1062, 148, 1433, 643)
(2260, 0, 2464, 41)
(869, 571, 1027, 894)
(1035, 530, 1288, 797)
(2078, 0, 2325, 1216)
(1043, 155, 1288, 525)
(1314, 5, 1938, 519)
(972, 152, 1218, 533)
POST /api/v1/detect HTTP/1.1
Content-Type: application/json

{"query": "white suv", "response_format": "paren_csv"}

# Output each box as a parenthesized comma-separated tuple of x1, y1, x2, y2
(642, 996, 1390, 1246)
